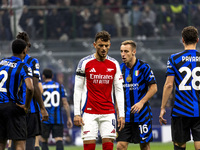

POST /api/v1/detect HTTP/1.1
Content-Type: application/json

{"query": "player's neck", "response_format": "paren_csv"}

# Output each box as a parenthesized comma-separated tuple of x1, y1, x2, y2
(13, 54, 24, 61)
(94, 53, 106, 61)
(184, 44, 196, 50)
(45, 79, 52, 82)
(126, 57, 136, 68)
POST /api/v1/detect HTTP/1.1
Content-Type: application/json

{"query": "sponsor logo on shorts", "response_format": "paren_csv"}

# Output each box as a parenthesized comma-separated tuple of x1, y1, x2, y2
(83, 131, 90, 135)
(111, 129, 115, 133)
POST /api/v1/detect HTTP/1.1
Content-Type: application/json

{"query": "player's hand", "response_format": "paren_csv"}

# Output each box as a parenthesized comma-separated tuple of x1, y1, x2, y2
(67, 118, 73, 129)
(159, 108, 167, 125)
(74, 115, 84, 127)
(118, 117, 125, 131)
(16, 103, 29, 113)
(40, 107, 49, 121)
(131, 101, 144, 114)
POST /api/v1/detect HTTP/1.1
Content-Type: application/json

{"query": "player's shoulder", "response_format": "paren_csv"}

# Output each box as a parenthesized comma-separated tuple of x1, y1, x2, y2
(107, 55, 117, 62)
(24, 54, 39, 64)
(80, 54, 95, 63)
(170, 50, 187, 58)
(107, 55, 120, 65)
(77, 54, 95, 68)
(137, 59, 149, 67)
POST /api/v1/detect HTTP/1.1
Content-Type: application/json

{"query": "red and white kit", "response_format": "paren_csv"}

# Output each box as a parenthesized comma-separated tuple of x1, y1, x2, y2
(74, 54, 124, 140)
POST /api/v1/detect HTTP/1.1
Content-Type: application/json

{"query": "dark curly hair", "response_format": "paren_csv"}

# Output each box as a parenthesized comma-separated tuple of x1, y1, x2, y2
(16, 32, 31, 48)
(94, 30, 111, 42)
(182, 26, 198, 45)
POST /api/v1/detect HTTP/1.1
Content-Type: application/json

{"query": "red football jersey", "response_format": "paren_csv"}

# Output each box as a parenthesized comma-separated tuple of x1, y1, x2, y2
(74, 54, 124, 117)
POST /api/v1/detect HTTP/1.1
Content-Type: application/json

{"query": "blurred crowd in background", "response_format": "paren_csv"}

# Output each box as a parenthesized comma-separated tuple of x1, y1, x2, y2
(0, 0, 200, 41)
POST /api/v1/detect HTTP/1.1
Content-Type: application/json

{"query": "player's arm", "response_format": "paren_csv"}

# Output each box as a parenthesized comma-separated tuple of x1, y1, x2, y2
(33, 77, 49, 121)
(24, 77, 34, 113)
(38, 81, 43, 93)
(159, 76, 174, 125)
(73, 75, 85, 126)
(131, 83, 157, 114)
(62, 97, 73, 128)
(114, 63, 125, 131)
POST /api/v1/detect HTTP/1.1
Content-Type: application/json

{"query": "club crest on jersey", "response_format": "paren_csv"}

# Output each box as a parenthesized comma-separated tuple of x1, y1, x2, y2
(106, 68, 114, 72)
(135, 70, 139, 76)
(89, 68, 96, 72)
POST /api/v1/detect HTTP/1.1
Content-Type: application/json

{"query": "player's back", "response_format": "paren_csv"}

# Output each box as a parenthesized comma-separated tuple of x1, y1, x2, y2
(22, 54, 40, 113)
(42, 81, 66, 124)
(167, 49, 200, 117)
(0, 56, 32, 104)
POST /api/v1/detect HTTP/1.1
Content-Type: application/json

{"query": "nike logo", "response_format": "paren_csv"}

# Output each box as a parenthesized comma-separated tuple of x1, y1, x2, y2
(142, 137, 147, 140)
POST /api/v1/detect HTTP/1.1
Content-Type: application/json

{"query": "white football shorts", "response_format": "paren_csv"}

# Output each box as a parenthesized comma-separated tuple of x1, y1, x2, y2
(81, 113, 116, 141)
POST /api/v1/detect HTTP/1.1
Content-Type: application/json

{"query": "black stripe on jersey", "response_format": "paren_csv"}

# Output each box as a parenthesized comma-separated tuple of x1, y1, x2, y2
(122, 66, 128, 121)
(59, 83, 62, 124)
(172, 106, 193, 116)
(6, 59, 20, 101)
(129, 67, 134, 122)
(27, 57, 33, 64)
(14, 63, 24, 102)
(6, 66, 13, 100)
(53, 81, 58, 124)
(176, 90, 193, 107)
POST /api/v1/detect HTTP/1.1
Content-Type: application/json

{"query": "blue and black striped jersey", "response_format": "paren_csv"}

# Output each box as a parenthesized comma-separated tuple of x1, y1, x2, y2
(166, 49, 200, 117)
(21, 54, 41, 113)
(0, 56, 32, 104)
(120, 59, 156, 122)
(42, 81, 67, 124)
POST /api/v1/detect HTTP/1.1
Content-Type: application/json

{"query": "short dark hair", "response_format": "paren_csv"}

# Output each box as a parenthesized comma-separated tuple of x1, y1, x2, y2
(16, 31, 31, 48)
(94, 30, 111, 42)
(12, 39, 27, 54)
(42, 68, 53, 79)
(121, 40, 137, 50)
(182, 26, 198, 45)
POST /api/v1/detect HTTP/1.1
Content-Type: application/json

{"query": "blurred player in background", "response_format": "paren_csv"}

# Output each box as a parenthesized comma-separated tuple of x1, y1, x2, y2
(73, 30, 125, 150)
(41, 68, 73, 150)
(0, 39, 34, 150)
(159, 26, 200, 150)
(8, 31, 49, 150)
(117, 40, 157, 150)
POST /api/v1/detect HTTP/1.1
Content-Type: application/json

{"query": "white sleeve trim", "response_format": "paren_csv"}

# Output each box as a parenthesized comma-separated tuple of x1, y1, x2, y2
(73, 75, 85, 116)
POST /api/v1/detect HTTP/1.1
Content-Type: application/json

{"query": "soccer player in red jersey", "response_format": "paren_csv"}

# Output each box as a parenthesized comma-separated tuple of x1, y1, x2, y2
(73, 30, 125, 150)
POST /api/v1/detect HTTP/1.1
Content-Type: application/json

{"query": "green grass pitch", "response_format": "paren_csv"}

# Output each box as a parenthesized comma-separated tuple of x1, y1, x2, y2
(48, 142, 194, 150)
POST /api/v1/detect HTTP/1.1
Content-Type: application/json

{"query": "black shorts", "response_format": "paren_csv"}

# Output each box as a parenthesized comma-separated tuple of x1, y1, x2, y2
(171, 117, 200, 143)
(26, 112, 42, 138)
(41, 123, 63, 139)
(0, 102, 27, 140)
(116, 119, 153, 144)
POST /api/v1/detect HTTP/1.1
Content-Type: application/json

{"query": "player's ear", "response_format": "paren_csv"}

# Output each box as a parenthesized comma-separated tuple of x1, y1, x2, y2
(197, 38, 199, 43)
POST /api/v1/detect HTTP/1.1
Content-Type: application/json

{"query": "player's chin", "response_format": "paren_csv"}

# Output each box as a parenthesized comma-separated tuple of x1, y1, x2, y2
(122, 59, 126, 63)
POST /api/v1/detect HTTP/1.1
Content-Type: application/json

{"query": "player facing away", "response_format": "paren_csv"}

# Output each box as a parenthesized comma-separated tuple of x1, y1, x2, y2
(0, 39, 34, 150)
(41, 68, 73, 150)
(73, 30, 125, 150)
(8, 32, 48, 150)
(117, 40, 157, 150)
(159, 26, 200, 150)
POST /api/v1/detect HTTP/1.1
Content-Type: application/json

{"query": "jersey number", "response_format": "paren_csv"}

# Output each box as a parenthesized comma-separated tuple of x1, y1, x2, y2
(179, 67, 200, 90)
(0, 70, 8, 92)
(43, 91, 60, 107)
(139, 124, 148, 134)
